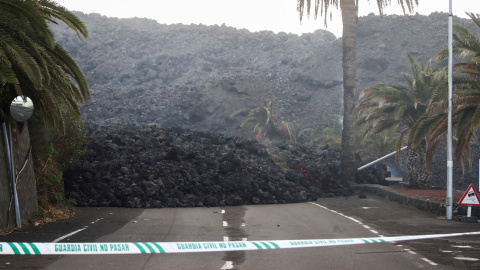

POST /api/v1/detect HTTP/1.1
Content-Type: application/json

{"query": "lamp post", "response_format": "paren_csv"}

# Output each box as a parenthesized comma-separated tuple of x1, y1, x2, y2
(446, 0, 453, 220)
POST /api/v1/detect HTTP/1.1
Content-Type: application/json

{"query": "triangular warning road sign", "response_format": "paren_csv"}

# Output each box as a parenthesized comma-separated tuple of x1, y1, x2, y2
(458, 184, 480, 206)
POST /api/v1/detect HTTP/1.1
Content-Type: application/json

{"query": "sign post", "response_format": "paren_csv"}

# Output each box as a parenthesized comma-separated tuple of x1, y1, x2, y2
(458, 184, 480, 218)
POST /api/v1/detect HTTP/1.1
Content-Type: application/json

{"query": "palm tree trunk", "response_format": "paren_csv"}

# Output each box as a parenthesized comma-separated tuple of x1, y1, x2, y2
(339, 0, 357, 186)
(406, 140, 432, 189)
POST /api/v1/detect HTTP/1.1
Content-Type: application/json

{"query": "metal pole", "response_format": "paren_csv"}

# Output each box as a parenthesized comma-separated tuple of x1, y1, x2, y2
(0, 111, 21, 227)
(446, 0, 454, 220)
(7, 118, 21, 227)
(357, 146, 408, 171)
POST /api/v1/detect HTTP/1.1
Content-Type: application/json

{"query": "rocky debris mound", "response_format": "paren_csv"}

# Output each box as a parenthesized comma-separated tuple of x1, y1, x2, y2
(64, 124, 384, 208)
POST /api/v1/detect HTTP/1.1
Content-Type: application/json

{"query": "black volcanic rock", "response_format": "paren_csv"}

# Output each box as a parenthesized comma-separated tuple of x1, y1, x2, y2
(63, 124, 385, 208)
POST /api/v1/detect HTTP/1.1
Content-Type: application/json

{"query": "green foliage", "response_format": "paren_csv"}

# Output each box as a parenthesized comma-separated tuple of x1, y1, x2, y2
(415, 12, 480, 170)
(30, 109, 88, 212)
(297, 0, 417, 26)
(35, 143, 64, 206)
(356, 52, 446, 146)
(298, 115, 342, 148)
(0, 0, 90, 129)
(232, 99, 296, 142)
(356, 52, 447, 174)
(0, 0, 89, 219)
(356, 126, 400, 164)
(65, 198, 77, 213)
(52, 112, 89, 170)
(298, 114, 399, 164)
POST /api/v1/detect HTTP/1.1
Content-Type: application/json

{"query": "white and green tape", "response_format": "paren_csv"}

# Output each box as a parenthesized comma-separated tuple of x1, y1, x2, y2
(1, 231, 479, 255)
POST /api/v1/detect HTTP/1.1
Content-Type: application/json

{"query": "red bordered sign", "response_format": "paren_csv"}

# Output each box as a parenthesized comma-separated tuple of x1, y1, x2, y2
(458, 184, 480, 206)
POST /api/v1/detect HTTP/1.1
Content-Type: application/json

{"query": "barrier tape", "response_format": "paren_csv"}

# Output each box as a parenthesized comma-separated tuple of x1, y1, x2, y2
(1, 231, 479, 255)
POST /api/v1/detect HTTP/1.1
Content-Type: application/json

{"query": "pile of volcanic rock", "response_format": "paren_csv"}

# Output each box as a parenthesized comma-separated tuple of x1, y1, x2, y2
(64, 124, 384, 208)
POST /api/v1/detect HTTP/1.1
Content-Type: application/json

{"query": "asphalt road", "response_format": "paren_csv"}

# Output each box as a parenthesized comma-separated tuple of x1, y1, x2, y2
(1, 194, 479, 269)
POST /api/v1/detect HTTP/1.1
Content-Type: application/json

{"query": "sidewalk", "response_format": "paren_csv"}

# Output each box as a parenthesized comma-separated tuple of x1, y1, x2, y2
(351, 184, 475, 217)
(387, 187, 464, 204)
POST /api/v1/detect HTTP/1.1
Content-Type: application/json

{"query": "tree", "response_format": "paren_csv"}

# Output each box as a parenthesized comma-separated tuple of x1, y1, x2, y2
(0, 0, 89, 128)
(356, 126, 399, 163)
(297, 0, 417, 186)
(355, 53, 447, 188)
(428, 12, 480, 170)
(298, 115, 342, 148)
(0, 0, 90, 220)
(232, 100, 297, 142)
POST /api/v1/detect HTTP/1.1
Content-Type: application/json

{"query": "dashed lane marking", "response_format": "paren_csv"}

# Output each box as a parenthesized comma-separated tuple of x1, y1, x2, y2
(452, 245, 472, 248)
(220, 261, 233, 269)
(404, 249, 417, 255)
(454, 257, 479, 261)
(421, 257, 438, 265)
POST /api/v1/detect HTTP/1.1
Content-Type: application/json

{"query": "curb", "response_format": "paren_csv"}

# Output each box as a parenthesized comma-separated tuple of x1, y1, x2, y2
(351, 184, 447, 216)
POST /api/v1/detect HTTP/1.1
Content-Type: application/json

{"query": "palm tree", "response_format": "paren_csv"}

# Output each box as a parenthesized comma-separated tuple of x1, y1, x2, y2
(297, 0, 418, 186)
(355, 53, 447, 188)
(0, 0, 89, 128)
(0, 0, 89, 223)
(298, 115, 342, 148)
(232, 100, 297, 142)
(357, 126, 399, 163)
(429, 12, 480, 170)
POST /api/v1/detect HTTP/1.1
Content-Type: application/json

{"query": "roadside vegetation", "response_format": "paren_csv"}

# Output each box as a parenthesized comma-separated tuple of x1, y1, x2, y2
(355, 53, 447, 188)
(232, 100, 297, 142)
(0, 0, 90, 223)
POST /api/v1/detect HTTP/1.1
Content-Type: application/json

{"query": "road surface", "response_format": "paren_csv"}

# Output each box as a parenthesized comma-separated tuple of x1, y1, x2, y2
(1, 194, 479, 269)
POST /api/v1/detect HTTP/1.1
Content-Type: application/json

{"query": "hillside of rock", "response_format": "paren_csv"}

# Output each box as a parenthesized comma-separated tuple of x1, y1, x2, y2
(51, 12, 480, 192)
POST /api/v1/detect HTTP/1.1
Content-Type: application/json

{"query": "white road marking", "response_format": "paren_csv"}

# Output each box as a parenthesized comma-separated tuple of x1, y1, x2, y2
(224, 236, 229, 242)
(242, 238, 248, 241)
(220, 261, 233, 269)
(361, 207, 380, 209)
(223, 221, 228, 227)
(221, 210, 225, 214)
(440, 250, 454, 253)
(454, 257, 480, 261)
(309, 201, 445, 268)
(346, 217, 362, 223)
(52, 228, 86, 243)
(421, 258, 438, 265)
(452, 245, 472, 248)
(404, 249, 417, 255)
(240, 223, 246, 226)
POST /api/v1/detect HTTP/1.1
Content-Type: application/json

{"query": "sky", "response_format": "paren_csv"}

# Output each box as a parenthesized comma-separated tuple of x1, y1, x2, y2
(55, 0, 479, 37)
